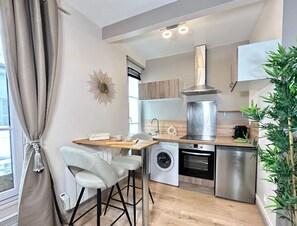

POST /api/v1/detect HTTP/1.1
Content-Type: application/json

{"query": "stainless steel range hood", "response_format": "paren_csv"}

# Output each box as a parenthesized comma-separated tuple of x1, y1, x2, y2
(182, 45, 217, 95)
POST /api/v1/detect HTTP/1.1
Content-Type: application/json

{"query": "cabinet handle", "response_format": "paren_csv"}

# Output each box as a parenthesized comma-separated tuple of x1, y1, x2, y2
(229, 82, 234, 88)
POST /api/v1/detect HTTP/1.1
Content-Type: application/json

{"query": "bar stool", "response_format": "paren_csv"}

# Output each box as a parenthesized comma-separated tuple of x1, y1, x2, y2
(60, 146, 132, 226)
(104, 133, 154, 226)
(121, 133, 154, 203)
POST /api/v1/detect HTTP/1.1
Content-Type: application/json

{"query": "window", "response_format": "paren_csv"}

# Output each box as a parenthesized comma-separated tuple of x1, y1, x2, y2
(128, 65, 142, 134)
(0, 39, 22, 203)
(0, 65, 12, 191)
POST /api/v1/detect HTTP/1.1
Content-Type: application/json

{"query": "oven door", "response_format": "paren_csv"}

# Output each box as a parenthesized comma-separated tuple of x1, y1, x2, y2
(179, 148, 214, 180)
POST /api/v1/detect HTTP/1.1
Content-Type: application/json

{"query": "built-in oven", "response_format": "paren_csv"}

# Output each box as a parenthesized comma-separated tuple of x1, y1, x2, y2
(179, 143, 215, 180)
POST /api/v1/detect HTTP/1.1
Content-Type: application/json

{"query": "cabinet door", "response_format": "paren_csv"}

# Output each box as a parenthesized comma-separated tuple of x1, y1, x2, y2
(238, 39, 279, 81)
(230, 47, 238, 91)
(138, 82, 149, 100)
(139, 79, 179, 100)
(215, 146, 257, 203)
(162, 79, 179, 99)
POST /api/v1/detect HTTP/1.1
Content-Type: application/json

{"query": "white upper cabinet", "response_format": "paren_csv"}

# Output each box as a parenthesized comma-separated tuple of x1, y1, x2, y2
(238, 39, 280, 81)
(231, 39, 280, 91)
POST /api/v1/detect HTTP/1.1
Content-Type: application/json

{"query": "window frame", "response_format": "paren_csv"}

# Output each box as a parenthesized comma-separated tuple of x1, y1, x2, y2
(0, 64, 23, 204)
(127, 67, 142, 134)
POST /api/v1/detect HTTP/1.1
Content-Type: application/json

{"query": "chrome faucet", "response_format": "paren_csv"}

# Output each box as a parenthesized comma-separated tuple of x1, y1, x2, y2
(151, 118, 160, 134)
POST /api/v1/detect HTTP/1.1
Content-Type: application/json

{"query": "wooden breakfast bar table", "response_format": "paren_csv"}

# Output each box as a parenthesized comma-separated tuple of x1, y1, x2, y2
(73, 138, 159, 226)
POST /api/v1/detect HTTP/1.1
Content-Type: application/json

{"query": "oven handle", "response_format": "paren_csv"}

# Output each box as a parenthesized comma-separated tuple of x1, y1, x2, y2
(181, 151, 211, 156)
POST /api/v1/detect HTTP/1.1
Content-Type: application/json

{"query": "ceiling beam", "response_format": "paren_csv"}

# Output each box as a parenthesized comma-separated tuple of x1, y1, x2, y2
(102, 0, 262, 43)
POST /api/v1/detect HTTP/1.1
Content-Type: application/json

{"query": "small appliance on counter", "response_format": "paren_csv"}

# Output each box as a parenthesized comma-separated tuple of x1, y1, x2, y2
(233, 125, 248, 139)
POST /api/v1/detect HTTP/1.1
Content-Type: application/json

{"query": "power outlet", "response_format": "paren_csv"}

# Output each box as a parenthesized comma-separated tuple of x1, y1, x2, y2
(59, 192, 70, 211)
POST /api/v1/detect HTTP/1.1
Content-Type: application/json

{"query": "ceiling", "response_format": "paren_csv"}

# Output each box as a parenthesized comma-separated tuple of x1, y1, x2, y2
(64, 0, 266, 60)
(121, 1, 265, 59)
(64, 0, 177, 27)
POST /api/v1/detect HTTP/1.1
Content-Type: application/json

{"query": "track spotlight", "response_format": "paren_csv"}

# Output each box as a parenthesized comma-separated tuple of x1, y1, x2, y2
(178, 24, 189, 34)
(161, 22, 189, 38)
(162, 29, 172, 39)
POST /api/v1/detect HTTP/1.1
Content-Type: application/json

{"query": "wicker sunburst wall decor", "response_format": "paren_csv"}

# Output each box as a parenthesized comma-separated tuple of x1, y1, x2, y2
(87, 70, 116, 105)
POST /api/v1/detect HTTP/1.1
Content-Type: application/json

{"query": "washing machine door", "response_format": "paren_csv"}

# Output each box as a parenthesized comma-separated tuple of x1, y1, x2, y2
(153, 149, 174, 172)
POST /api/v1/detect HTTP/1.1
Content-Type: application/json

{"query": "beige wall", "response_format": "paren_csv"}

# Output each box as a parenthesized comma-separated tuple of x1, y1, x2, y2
(43, 1, 143, 197)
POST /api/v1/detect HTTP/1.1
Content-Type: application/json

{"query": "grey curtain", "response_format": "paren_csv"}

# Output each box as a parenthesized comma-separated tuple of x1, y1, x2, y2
(0, 0, 62, 225)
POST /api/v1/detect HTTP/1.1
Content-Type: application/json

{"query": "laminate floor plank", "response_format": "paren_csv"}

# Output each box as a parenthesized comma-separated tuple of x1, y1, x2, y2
(69, 180, 264, 226)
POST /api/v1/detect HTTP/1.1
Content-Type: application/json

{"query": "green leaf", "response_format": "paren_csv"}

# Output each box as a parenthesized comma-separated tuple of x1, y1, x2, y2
(239, 41, 297, 224)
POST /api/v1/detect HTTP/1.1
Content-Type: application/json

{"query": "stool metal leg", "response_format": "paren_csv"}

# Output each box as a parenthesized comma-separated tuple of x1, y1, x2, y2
(69, 187, 85, 226)
(127, 170, 131, 196)
(149, 188, 154, 204)
(103, 168, 154, 225)
(132, 170, 136, 226)
(97, 189, 101, 226)
(103, 185, 114, 215)
(116, 183, 132, 226)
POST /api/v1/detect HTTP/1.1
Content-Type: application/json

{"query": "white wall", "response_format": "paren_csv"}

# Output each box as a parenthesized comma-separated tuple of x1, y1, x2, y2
(43, 1, 143, 198)
(142, 43, 249, 121)
(282, 0, 297, 47)
(250, 86, 277, 226)
(248, 1, 283, 225)
(250, 0, 283, 43)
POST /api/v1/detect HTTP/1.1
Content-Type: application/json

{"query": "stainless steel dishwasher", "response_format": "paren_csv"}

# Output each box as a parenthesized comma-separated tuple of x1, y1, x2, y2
(215, 146, 257, 203)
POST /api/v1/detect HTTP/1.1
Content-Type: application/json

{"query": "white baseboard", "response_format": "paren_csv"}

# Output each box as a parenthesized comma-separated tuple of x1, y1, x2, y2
(256, 194, 274, 226)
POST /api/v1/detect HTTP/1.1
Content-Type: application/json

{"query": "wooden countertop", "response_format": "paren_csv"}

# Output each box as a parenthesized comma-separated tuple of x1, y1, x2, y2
(73, 138, 159, 150)
(152, 134, 255, 147)
(73, 134, 254, 149)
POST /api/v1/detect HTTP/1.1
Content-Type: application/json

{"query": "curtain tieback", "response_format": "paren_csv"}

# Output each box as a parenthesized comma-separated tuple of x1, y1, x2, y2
(29, 140, 45, 173)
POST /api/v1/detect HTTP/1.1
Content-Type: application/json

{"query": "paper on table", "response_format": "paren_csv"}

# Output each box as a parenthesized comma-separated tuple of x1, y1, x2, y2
(89, 132, 110, 140)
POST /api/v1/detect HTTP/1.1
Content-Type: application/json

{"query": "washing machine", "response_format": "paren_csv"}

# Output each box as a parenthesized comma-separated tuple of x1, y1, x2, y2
(150, 142, 179, 186)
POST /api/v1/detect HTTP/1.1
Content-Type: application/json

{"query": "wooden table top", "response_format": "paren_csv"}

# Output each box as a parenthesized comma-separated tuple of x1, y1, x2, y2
(73, 138, 159, 150)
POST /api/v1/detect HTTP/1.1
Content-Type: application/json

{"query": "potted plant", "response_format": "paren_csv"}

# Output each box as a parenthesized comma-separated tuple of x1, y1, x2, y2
(241, 42, 297, 226)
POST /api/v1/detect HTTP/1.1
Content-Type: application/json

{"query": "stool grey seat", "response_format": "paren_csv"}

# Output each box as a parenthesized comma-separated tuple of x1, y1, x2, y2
(60, 146, 132, 226)
(104, 133, 154, 226)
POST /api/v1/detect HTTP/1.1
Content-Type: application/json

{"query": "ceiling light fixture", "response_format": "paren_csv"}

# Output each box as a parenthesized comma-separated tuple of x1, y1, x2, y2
(178, 24, 189, 34)
(162, 29, 172, 39)
(161, 23, 189, 39)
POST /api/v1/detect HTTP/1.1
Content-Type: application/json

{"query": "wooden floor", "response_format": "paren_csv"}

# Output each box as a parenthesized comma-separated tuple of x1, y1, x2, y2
(69, 179, 264, 226)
